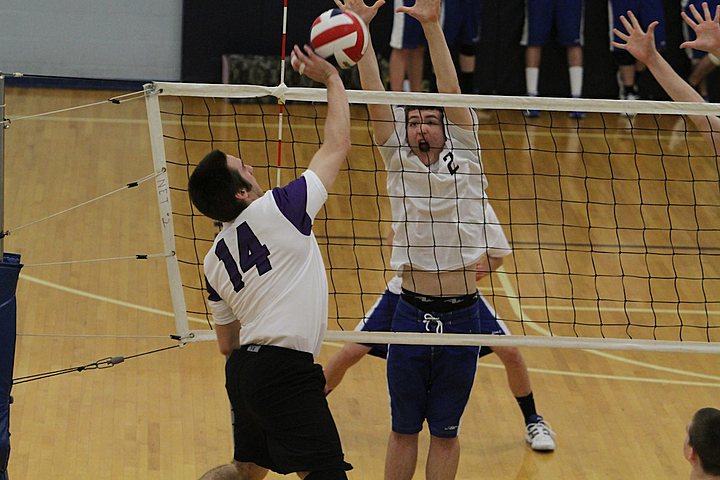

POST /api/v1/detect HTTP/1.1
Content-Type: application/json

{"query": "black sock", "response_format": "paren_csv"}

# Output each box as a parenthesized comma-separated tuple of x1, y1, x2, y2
(460, 71, 474, 94)
(516, 392, 540, 425)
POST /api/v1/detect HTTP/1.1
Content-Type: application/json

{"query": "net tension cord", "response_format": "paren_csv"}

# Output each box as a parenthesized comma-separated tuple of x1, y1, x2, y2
(11, 339, 185, 386)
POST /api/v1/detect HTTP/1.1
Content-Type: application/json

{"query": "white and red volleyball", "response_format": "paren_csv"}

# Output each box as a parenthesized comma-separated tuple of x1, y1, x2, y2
(310, 9, 369, 69)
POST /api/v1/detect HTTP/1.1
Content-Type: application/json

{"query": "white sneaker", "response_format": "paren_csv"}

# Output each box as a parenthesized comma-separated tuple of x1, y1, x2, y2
(624, 92, 640, 101)
(525, 419, 556, 451)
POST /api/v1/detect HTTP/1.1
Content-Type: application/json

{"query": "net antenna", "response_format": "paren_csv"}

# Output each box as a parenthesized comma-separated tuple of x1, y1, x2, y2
(144, 81, 720, 354)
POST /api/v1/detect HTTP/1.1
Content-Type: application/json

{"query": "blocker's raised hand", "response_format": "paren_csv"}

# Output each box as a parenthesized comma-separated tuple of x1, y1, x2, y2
(334, 0, 384, 27)
(396, 0, 440, 25)
(681, 2, 720, 55)
(611, 11, 660, 66)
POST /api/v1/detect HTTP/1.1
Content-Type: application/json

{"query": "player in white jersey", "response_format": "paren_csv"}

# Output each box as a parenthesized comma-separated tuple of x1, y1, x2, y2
(339, 0, 495, 478)
(191, 44, 352, 480)
(323, 202, 557, 451)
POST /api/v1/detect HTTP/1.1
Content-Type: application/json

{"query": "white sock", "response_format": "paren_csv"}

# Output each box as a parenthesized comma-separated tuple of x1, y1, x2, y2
(525, 67, 539, 96)
(569, 66, 583, 98)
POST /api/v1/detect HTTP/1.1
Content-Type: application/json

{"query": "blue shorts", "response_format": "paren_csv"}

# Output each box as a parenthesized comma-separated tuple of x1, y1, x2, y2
(386, 297, 480, 437)
(390, 0, 427, 49)
(523, 0, 584, 47)
(684, 0, 720, 58)
(609, 0, 666, 50)
(356, 289, 509, 359)
(442, 0, 481, 49)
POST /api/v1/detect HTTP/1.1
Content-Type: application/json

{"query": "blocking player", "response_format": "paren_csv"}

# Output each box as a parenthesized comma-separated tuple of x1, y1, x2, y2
(323, 201, 557, 452)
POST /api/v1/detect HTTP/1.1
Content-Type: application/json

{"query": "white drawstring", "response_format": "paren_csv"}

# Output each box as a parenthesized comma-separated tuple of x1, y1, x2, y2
(423, 313, 444, 334)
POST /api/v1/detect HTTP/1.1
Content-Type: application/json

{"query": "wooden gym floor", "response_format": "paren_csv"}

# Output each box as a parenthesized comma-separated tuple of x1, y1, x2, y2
(3, 86, 719, 479)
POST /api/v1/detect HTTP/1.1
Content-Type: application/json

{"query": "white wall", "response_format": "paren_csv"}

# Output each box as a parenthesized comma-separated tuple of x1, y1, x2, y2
(0, 0, 182, 81)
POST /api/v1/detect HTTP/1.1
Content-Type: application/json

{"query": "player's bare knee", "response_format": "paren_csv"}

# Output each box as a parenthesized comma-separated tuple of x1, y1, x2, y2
(494, 346, 524, 367)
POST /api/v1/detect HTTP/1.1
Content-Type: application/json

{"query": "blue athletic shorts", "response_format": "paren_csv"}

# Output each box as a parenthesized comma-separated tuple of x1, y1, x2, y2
(386, 296, 480, 437)
(609, 0, 666, 50)
(524, 0, 584, 46)
(356, 289, 509, 359)
(442, 0, 481, 49)
(390, 0, 427, 49)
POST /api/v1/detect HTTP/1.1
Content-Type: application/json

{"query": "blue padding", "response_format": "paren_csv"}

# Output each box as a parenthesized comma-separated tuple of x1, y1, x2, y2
(0, 253, 22, 476)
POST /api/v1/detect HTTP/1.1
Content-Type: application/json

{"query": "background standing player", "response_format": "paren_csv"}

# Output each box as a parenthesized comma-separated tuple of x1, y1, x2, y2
(522, 0, 585, 118)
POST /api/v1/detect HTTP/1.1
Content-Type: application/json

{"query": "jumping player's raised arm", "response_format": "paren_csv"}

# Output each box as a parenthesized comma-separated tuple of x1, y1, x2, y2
(291, 44, 352, 189)
(613, 10, 720, 151)
(337, 0, 395, 146)
(401, 0, 473, 129)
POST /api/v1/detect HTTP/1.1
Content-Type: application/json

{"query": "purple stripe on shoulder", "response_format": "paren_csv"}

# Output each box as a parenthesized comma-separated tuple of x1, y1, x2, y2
(272, 176, 312, 236)
(205, 276, 221, 302)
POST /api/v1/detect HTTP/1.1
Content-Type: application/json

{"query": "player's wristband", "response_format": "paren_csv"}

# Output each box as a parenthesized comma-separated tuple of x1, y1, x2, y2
(708, 53, 720, 67)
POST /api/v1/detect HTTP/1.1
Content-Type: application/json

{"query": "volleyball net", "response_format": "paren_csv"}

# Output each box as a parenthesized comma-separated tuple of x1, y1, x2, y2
(144, 82, 720, 353)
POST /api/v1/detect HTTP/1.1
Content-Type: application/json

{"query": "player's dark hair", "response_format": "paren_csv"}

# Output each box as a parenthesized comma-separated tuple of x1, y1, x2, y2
(188, 150, 252, 223)
(403, 105, 445, 125)
(688, 407, 720, 475)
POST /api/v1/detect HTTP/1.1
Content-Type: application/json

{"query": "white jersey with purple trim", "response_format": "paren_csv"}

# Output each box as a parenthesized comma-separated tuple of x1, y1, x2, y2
(378, 106, 488, 272)
(203, 170, 328, 358)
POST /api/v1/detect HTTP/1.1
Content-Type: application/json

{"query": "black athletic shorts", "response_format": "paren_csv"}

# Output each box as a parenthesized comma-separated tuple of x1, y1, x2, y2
(226, 344, 353, 475)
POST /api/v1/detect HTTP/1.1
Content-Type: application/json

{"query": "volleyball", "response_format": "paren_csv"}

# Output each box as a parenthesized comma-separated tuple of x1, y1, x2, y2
(310, 9, 369, 69)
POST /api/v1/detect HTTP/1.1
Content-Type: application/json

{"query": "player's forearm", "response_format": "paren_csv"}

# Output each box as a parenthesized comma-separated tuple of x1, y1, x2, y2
(357, 40, 384, 92)
(323, 73, 352, 156)
(216, 321, 241, 356)
(643, 50, 720, 139)
(422, 21, 460, 94)
(358, 40, 394, 144)
(644, 51, 704, 104)
(487, 255, 504, 273)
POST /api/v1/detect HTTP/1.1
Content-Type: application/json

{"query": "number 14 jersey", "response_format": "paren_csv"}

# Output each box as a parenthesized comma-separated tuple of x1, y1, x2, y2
(204, 170, 329, 358)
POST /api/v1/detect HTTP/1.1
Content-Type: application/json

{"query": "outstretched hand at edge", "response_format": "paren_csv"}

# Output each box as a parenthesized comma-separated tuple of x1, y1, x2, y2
(611, 11, 660, 66)
(680, 2, 720, 55)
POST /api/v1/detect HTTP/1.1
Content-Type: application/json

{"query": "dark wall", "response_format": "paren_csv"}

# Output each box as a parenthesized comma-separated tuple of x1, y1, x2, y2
(182, 0, 692, 100)
(181, 0, 393, 83)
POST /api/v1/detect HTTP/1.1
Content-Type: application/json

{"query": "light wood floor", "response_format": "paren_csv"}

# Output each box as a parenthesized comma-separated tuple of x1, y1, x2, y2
(3, 87, 720, 479)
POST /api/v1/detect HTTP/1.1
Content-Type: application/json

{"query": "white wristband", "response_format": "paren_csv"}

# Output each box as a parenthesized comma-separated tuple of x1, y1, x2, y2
(708, 53, 720, 66)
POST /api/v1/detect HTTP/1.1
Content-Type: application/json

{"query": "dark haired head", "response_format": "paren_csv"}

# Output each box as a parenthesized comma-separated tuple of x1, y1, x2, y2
(403, 105, 445, 125)
(688, 407, 720, 475)
(188, 150, 252, 222)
